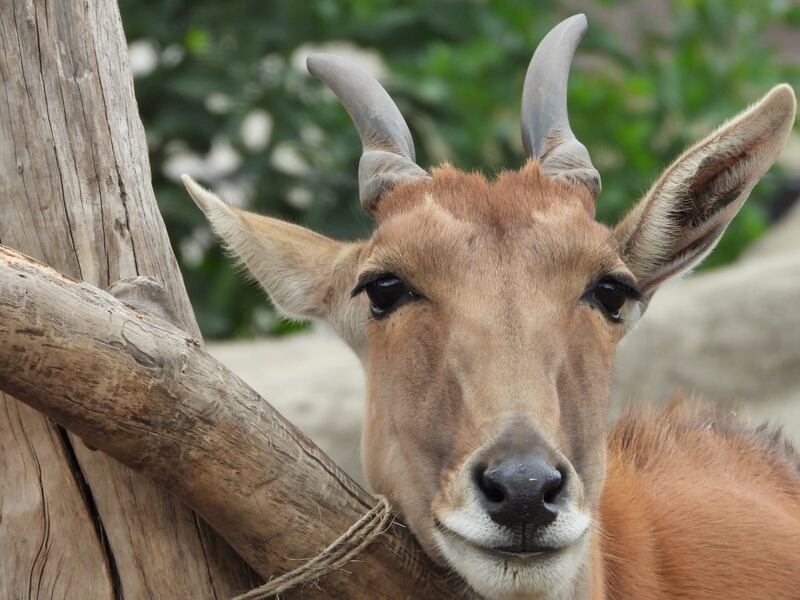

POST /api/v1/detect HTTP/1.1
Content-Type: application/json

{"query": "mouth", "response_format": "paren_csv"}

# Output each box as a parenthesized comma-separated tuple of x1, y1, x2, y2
(489, 544, 562, 559)
(432, 516, 590, 599)
(433, 518, 572, 561)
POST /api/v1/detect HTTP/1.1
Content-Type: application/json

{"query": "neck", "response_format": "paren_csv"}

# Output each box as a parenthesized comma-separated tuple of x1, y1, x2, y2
(568, 451, 658, 600)
(567, 402, 800, 600)
(593, 456, 660, 598)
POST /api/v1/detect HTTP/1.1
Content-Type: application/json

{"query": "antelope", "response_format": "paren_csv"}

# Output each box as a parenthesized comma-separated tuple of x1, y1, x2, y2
(182, 14, 800, 600)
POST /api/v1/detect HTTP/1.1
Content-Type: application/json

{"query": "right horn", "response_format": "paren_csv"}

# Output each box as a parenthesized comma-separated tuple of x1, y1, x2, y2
(521, 14, 601, 199)
(307, 53, 430, 214)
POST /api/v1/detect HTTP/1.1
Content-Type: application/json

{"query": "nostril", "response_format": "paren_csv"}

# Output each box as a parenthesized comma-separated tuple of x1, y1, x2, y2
(542, 466, 566, 505)
(477, 455, 568, 528)
(474, 464, 506, 504)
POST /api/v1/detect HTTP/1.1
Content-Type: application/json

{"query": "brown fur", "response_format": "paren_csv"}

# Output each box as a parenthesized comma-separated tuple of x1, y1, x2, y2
(599, 398, 800, 599)
(377, 162, 596, 224)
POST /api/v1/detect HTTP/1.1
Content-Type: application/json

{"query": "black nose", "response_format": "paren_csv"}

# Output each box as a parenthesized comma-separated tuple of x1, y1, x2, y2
(475, 454, 567, 528)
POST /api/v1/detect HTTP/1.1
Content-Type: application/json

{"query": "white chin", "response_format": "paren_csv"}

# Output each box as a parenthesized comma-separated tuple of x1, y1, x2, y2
(433, 530, 588, 600)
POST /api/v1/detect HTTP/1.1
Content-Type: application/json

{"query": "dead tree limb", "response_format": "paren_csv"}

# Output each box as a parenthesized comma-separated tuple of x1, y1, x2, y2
(0, 0, 257, 595)
(0, 244, 464, 599)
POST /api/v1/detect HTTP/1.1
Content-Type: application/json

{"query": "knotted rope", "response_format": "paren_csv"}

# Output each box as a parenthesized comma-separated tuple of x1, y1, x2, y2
(233, 496, 393, 599)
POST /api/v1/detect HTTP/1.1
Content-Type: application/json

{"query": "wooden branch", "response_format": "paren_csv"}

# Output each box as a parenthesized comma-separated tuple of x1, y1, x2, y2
(0, 244, 466, 599)
(1, 1, 256, 595)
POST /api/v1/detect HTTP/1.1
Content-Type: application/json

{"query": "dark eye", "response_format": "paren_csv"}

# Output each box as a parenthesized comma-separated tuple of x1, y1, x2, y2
(360, 275, 418, 318)
(592, 278, 633, 321)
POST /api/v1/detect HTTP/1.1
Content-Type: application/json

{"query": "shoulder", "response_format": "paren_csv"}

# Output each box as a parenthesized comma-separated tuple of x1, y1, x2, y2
(608, 394, 800, 482)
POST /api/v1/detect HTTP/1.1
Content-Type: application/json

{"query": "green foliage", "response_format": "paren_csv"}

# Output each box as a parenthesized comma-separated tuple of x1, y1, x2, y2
(119, 0, 799, 338)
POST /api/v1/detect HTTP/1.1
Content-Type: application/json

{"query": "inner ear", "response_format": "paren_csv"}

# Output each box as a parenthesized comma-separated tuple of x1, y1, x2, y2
(614, 84, 796, 295)
(674, 150, 754, 231)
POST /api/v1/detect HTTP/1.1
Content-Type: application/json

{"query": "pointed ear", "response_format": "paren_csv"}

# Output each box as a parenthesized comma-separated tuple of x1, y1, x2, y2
(614, 84, 796, 297)
(181, 175, 363, 332)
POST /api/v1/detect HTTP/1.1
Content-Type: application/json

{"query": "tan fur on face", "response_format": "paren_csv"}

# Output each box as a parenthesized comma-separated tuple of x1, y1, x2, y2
(358, 163, 624, 562)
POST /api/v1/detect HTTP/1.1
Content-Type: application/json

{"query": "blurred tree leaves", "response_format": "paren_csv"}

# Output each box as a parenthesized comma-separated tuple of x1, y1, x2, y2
(119, 0, 799, 338)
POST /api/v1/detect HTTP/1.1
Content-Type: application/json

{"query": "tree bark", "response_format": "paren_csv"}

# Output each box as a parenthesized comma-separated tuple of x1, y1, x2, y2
(0, 244, 466, 599)
(0, 1, 465, 597)
(0, 1, 259, 597)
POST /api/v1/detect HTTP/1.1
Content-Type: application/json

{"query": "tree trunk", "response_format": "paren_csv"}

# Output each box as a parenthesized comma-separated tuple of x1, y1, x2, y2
(0, 1, 259, 597)
(0, 1, 467, 598)
(0, 244, 466, 599)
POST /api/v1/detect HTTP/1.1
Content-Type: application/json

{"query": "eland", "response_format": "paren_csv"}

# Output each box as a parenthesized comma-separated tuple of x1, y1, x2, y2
(183, 14, 800, 599)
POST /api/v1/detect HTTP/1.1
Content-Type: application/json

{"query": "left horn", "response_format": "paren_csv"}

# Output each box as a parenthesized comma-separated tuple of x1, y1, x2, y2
(521, 14, 601, 198)
(307, 53, 430, 213)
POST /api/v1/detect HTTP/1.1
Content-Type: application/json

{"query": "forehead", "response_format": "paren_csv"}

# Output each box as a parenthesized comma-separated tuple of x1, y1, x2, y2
(365, 163, 622, 290)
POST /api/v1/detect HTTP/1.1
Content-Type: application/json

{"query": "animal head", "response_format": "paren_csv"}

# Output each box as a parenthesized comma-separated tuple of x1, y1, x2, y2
(183, 14, 796, 600)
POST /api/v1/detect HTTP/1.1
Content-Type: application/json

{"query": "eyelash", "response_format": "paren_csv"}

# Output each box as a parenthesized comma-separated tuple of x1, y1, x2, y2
(583, 275, 641, 323)
(352, 273, 421, 319)
(353, 273, 640, 323)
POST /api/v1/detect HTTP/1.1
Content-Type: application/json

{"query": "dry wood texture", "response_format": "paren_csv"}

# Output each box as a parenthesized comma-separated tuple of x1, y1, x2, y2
(0, 245, 465, 599)
(0, 0, 263, 596)
(0, 0, 252, 596)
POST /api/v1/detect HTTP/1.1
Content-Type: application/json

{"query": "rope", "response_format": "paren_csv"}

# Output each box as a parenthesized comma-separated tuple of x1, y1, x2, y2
(233, 496, 393, 599)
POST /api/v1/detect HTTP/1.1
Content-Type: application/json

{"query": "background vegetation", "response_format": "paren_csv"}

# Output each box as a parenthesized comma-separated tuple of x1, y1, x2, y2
(119, 0, 800, 339)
